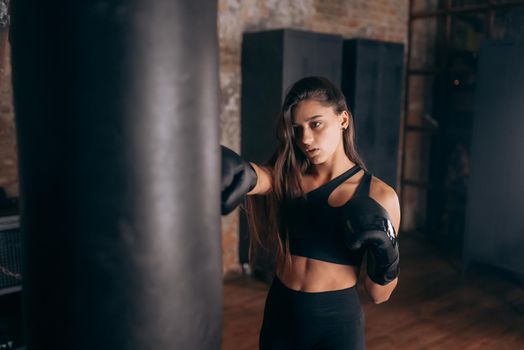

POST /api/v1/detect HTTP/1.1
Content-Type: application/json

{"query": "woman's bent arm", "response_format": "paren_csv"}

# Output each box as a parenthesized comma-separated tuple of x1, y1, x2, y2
(364, 179, 401, 304)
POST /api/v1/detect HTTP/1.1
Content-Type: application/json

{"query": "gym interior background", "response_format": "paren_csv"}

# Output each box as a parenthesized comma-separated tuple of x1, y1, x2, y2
(1, 0, 524, 349)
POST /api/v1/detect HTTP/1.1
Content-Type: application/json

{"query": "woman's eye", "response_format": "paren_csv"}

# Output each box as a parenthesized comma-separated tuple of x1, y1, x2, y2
(311, 121, 322, 128)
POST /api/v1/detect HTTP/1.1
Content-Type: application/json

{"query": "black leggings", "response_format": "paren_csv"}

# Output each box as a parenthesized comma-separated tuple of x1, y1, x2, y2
(259, 276, 365, 350)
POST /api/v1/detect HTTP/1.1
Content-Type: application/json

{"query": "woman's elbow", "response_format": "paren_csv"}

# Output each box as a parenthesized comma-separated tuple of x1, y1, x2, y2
(369, 293, 391, 304)
(364, 277, 398, 304)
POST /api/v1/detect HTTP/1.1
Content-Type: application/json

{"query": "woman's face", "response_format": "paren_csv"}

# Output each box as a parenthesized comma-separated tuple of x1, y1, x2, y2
(292, 99, 349, 165)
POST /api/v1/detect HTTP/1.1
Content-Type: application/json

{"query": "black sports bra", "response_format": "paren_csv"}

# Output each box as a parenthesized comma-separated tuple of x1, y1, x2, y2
(286, 165, 371, 266)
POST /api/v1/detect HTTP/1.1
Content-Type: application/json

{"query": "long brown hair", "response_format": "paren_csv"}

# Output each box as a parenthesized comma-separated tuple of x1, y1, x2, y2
(245, 76, 366, 269)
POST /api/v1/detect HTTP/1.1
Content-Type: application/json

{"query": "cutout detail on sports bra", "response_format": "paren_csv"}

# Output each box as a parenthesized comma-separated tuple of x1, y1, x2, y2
(286, 166, 373, 266)
(326, 171, 372, 208)
(304, 164, 361, 196)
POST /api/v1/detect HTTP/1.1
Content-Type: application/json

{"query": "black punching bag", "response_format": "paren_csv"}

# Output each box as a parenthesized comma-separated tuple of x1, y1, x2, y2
(10, 0, 221, 349)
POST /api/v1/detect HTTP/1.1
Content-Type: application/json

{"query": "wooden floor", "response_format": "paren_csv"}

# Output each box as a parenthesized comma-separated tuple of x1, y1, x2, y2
(222, 233, 524, 350)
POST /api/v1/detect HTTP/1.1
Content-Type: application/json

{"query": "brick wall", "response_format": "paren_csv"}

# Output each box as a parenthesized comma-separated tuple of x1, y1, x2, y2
(0, 0, 410, 278)
(0, 27, 17, 198)
(401, 16, 437, 232)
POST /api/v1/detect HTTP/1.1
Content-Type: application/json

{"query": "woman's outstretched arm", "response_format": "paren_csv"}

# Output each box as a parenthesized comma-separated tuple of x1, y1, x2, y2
(247, 163, 272, 196)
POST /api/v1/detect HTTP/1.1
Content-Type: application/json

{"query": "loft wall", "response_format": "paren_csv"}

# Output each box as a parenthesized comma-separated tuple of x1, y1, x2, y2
(0, 0, 409, 277)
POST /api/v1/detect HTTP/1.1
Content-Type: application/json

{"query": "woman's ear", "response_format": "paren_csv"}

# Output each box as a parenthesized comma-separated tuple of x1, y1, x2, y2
(340, 111, 350, 130)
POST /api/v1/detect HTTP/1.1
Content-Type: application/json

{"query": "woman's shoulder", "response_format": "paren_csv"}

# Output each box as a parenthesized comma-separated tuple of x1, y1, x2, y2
(368, 175, 401, 231)
(368, 175, 398, 203)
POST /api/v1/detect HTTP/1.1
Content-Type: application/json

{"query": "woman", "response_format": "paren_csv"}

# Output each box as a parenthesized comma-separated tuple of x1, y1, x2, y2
(221, 76, 400, 350)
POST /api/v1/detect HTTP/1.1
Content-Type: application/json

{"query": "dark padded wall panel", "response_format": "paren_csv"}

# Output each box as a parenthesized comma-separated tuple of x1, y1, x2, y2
(10, 0, 222, 349)
(282, 30, 342, 96)
(342, 39, 404, 188)
(241, 30, 284, 165)
(464, 40, 524, 276)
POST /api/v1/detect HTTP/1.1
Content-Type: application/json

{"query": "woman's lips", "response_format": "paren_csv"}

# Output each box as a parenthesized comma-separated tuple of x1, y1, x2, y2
(306, 148, 319, 156)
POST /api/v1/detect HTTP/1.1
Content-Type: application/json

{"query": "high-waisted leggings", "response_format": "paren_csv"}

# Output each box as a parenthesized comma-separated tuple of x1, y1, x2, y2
(259, 276, 365, 350)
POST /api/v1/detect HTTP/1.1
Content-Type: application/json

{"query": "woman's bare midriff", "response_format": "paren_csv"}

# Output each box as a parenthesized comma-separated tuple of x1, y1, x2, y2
(276, 255, 359, 292)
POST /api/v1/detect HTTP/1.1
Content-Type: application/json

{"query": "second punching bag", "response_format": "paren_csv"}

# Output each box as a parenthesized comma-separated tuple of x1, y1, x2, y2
(10, 0, 221, 349)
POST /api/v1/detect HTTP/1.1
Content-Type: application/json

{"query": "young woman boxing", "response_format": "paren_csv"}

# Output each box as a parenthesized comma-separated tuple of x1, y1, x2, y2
(221, 76, 400, 350)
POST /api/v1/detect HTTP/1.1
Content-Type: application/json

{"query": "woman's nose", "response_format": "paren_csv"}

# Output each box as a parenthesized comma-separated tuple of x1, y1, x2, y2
(301, 128, 314, 146)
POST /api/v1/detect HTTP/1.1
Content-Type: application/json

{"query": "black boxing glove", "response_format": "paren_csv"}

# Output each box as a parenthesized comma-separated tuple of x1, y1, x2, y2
(221, 145, 258, 215)
(343, 197, 399, 285)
